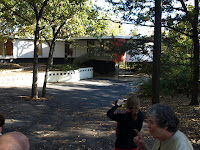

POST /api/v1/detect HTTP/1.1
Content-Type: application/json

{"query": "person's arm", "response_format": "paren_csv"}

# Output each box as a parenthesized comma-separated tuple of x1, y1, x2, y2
(133, 129, 151, 150)
(136, 111, 145, 132)
(107, 99, 124, 121)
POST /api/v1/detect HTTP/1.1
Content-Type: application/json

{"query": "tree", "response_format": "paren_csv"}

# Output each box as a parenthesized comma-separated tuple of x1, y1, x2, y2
(163, 0, 199, 105)
(0, 0, 121, 98)
(40, 0, 98, 97)
(0, 0, 50, 99)
(28, 0, 49, 99)
(152, 0, 162, 104)
(189, 0, 199, 105)
(105, 0, 199, 105)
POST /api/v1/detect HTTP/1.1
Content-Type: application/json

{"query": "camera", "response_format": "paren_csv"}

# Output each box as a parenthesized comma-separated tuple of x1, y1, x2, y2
(122, 98, 127, 104)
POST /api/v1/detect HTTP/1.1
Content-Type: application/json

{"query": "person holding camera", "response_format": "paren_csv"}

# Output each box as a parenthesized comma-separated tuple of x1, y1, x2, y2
(107, 94, 145, 150)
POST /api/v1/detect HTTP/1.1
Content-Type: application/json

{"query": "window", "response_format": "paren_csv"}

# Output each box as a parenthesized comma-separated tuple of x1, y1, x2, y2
(38, 41, 42, 55)
(0, 42, 5, 55)
(6, 39, 13, 55)
(87, 40, 95, 53)
(0, 39, 13, 56)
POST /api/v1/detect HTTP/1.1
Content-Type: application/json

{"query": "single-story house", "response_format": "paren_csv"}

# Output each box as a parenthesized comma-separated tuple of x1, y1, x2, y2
(0, 36, 152, 73)
(0, 38, 65, 63)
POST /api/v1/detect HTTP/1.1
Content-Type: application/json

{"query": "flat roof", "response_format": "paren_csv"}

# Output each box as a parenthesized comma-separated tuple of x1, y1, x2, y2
(71, 36, 140, 40)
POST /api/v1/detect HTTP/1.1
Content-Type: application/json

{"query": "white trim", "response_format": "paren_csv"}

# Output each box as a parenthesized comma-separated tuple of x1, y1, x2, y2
(71, 36, 139, 40)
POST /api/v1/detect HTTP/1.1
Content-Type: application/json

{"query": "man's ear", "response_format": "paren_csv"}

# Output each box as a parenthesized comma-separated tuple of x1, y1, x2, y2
(0, 127, 2, 133)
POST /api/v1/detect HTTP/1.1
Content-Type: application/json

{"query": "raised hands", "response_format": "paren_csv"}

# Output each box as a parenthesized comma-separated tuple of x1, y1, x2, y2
(133, 129, 147, 150)
(116, 99, 124, 106)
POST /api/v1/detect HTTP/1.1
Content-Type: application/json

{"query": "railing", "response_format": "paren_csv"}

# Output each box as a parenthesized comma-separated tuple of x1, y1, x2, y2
(73, 52, 112, 64)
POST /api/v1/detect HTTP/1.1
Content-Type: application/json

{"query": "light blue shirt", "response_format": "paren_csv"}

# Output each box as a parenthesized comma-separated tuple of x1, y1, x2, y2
(151, 130, 193, 150)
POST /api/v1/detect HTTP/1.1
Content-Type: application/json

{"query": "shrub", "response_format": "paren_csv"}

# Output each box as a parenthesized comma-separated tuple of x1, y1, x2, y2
(138, 78, 152, 96)
(126, 62, 152, 74)
(138, 67, 192, 96)
(61, 64, 79, 71)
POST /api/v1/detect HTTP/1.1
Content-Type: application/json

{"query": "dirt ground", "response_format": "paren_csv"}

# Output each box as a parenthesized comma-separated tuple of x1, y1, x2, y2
(0, 64, 199, 150)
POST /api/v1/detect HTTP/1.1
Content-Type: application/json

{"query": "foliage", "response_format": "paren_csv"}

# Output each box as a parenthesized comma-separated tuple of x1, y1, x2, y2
(138, 78, 152, 96)
(106, 0, 199, 104)
(126, 62, 152, 74)
(139, 69, 192, 97)
(91, 35, 154, 61)
(139, 31, 194, 96)
(61, 64, 79, 71)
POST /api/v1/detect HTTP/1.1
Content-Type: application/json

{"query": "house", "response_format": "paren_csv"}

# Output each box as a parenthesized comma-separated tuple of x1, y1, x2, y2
(0, 38, 65, 64)
(67, 36, 152, 73)
(0, 36, 152, 73)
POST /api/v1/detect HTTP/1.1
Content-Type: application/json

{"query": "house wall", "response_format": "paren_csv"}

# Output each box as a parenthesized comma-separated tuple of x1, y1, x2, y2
(72, 40, 88, 57)
(70, 39, 104, 58)
(13, 39, 65, 59)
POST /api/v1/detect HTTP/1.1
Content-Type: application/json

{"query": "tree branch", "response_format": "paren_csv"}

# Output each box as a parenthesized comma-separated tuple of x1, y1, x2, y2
(178, 0, 188, 13)
(0, 0, 32, 24)
(165, 25, 192, 37)
(38, 0, 49, 19)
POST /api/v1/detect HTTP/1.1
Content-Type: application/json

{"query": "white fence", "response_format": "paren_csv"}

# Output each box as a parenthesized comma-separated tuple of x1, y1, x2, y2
(0, 67, 93, 86)
(48, 67, 93, 82)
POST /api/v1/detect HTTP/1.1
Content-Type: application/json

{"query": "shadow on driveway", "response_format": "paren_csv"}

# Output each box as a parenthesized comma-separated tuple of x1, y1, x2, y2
(0, 77, 143, 150)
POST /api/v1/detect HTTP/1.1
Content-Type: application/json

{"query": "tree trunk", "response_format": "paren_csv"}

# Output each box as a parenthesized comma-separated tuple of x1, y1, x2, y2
(41, 22, 66, 97)
(42, 42, 55, 97)
(152, 0, 162, 104)
(190, 0, 199, 105)
(31, 19, 40, 99)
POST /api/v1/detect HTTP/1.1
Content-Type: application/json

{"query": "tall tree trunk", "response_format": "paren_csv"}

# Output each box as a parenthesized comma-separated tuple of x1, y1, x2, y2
(29, 0, 49, 99)
(31, 19, 40, 99)
(190, 0, 199, 105)
(41, 22, 66, 97)
(42, 42, 55, 97)
(152, 0, 162, 104)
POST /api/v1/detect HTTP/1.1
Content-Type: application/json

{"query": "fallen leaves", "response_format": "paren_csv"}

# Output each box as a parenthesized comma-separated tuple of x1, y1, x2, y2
(139, 94, 200, 148)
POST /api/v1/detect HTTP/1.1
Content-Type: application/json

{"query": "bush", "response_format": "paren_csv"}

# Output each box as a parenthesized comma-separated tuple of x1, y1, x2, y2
(138, 68, 192, 96)
(138, 78, 152, 96)
(126, 62, 152, 74)
(61, 64, 79, 71)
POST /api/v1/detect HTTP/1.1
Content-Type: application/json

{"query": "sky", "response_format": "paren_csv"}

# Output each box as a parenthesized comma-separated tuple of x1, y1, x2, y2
(94, 0, 154, 36)
(94, 0, 194, 36)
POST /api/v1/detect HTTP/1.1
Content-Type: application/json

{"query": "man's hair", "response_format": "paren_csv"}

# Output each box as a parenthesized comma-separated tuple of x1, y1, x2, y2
(147, 104, 179, 132)
(0, 113, 5, 127)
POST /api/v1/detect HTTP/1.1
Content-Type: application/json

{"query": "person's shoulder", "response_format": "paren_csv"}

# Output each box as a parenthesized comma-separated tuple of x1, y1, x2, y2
(0, 131, 30, 150)
(173, 130, 194, 150)
(138, 110, 144, 115)
(137, 111, 145, 119)
(174, 130, 189, 140)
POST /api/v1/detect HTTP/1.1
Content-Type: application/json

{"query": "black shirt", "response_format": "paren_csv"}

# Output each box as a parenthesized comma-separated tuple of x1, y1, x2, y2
(107, 105, 145, 149)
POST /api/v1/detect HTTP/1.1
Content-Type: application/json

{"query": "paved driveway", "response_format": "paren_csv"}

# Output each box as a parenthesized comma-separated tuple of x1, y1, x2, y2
(0, 76, 143, 150)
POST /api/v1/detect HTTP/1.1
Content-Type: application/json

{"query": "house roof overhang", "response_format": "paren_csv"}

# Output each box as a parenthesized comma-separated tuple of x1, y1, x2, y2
(70, 36, 140, 40)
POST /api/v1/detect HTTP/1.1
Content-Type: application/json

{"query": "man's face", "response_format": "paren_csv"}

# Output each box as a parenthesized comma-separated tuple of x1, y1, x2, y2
(147, 116, 167, 139)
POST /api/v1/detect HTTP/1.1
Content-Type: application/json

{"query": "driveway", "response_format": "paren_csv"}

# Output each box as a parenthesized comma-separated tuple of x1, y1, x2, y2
(0, 76, 146, 150)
